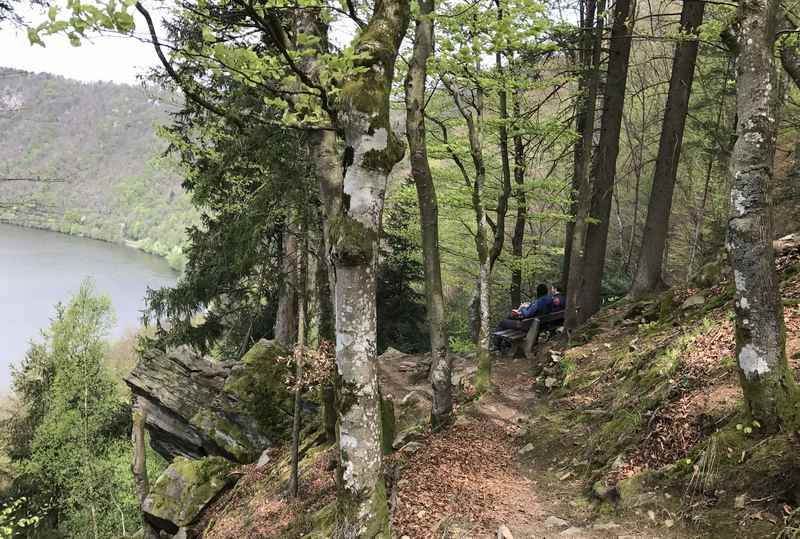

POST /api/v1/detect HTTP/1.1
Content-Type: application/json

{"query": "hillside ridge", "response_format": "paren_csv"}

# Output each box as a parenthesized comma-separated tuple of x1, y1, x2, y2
(0, 67, 196, 269)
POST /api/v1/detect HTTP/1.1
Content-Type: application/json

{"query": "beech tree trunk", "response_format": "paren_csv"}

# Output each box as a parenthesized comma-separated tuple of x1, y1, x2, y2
(404, 0, 452, 429)
(629, 0, 705, 298)
(728, 0, 799, 432)
(575, 0, 634, 322)
(324, 0, 410, 533)
(564, 0, 605, 330)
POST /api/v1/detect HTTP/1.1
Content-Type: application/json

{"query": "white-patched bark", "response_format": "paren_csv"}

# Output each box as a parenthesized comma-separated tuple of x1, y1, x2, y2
(728, 0, 799, 430)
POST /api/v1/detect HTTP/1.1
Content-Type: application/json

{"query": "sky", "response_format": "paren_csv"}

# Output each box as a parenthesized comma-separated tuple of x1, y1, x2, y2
(0, 5, 162, 85)
(0, 4, 358, 86)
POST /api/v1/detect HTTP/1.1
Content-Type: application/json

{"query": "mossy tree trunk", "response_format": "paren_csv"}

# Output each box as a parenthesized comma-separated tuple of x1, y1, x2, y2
(728, 0, 800, 432)
(629, 0, 705, 299)
(440, 53, 510, 393)
(404, 0, 453, 429)
(326, 0, 410, 534)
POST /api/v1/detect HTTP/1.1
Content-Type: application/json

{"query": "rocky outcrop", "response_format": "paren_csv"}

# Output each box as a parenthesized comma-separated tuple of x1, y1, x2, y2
(126, 339, 292, 463)
(142, 456, 237, 534)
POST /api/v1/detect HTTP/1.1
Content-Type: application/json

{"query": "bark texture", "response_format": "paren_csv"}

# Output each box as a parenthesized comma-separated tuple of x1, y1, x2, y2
(564, 0, 605, 330)
(574, 0, 634, 323)
(289, 222, 307, 498)
(404, 0, 452, 429)
(274, 229, 298, 347)
(728, 0, 800, 432)
(327, 0, 410, 533)
(629, 0, 705, 298)
(131, 398, 159, 539)
(562, 0, 598, 295)
(510, 90, 527, 306)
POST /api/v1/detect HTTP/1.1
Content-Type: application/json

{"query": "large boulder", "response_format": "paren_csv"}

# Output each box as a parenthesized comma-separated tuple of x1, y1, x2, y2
(126, 339, 292, 463)
(142, 456, 237, 534)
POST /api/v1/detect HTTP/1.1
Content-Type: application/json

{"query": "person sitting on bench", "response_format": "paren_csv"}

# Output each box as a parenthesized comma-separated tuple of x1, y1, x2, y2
(490, 284, 554, 350)
(550, 284, 565, 312)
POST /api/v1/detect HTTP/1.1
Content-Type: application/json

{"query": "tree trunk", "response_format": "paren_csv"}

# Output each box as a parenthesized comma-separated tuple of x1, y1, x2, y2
(404, 0, 452, 430)
(131, 399, 158, 539)
(274, 228, 298, 347)
(562, 0, 597, 294)
(564, 0, 605, 330)
(316, 217, 338, 443)
(510, 89, 527, 306)
(465, 84, 493, 393)
(289, 220, 307, 498)
(575, 0, 635, 322)
(629, 0, 705, 298)
(728, 0, 799, 432)
(323, 0, 409, 533)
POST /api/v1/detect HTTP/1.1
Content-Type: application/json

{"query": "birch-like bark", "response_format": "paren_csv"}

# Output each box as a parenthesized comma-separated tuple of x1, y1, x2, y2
(326, 0, 409, 533)
(728, 0, 800, 431)
(629, 0, 705, 298)
(404, 0, 452, 429)
(564, 0, 605, 330)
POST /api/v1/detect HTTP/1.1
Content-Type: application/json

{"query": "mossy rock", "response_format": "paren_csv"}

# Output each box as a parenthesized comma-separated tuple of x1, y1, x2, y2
(143, 456, 237, 533)
(302, 502, 336, 539)
(189, 409, 255, 463)
(224, 340, 293, 438)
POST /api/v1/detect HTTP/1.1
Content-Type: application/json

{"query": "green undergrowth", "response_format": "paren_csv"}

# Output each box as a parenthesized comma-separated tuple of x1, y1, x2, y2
(523, 281, 800, 537)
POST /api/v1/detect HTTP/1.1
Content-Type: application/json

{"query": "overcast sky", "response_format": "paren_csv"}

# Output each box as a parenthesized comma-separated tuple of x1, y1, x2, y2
(0, 5, 162, 85)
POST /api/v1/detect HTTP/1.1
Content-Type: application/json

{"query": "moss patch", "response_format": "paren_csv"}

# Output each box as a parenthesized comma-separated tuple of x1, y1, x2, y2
(224, 339, 292, 439)
(144, 456, 236, 529)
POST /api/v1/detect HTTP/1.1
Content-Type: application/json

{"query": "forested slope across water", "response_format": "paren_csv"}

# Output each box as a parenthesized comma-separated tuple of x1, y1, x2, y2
(0, 68, 196, 270)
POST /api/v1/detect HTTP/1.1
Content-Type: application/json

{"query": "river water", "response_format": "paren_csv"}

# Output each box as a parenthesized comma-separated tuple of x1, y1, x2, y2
(0, 223, 177, 391)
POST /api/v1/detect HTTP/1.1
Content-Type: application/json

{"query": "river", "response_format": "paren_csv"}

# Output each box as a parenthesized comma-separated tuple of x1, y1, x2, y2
(0, 223, 177, 391)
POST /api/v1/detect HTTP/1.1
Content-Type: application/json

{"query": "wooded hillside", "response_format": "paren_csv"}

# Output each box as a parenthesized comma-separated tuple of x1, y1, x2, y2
(0, 68, 195, 269)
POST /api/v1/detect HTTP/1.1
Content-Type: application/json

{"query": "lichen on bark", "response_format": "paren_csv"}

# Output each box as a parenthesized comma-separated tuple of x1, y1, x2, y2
(727, 0, 800, 431)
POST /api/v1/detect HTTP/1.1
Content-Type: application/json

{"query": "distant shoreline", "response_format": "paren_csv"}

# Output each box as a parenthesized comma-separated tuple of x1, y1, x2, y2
(0, 217, 183, 272)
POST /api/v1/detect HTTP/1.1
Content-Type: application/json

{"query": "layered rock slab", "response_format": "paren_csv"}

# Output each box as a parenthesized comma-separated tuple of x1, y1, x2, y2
(126, 339, 291, 463)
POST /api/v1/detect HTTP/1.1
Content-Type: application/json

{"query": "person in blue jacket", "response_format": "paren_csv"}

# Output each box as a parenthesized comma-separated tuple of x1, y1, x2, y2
(490, 284, 552, 351)
(515, 284, 555, 319)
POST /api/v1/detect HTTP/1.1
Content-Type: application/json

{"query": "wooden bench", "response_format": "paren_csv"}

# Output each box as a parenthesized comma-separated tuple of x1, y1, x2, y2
(492, 309, 565, 357)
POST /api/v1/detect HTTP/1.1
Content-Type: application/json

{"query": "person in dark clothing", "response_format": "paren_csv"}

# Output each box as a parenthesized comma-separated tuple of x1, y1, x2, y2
(490, 284, 552, 351)
(516, 284, 555, 319)
(550, 284, 565, 312)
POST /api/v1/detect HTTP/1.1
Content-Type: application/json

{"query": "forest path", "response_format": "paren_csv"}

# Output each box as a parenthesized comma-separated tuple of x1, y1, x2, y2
(380, 351, 689, 538)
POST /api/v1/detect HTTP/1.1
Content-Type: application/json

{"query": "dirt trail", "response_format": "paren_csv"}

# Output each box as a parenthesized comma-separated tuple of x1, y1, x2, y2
(380, 351, 691, 539)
